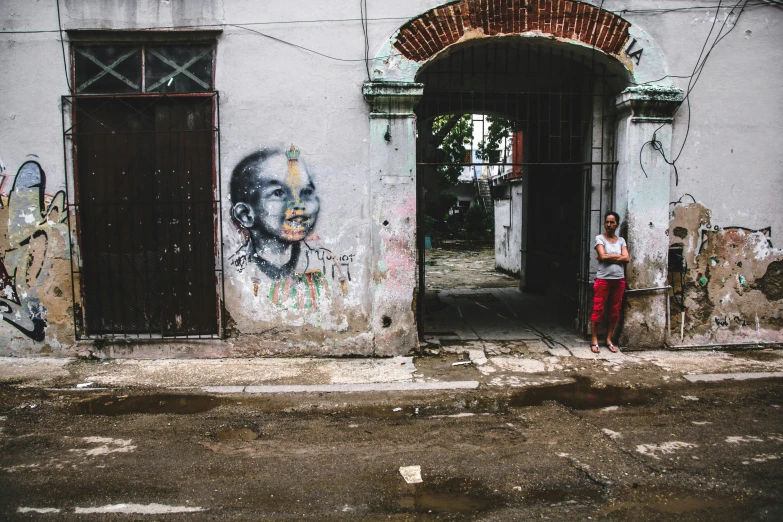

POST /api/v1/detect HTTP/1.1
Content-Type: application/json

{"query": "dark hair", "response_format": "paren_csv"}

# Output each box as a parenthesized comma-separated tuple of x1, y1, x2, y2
(229, 148, 282, 206)
(604, 211, 620, 223)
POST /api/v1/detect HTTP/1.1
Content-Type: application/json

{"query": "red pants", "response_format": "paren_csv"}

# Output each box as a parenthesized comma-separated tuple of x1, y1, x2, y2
(591, 278, 626, 323)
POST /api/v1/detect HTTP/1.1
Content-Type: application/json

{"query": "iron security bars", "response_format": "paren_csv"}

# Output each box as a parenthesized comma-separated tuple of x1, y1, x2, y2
(62, 93, 224, 339)
(414, 39, 620, 333)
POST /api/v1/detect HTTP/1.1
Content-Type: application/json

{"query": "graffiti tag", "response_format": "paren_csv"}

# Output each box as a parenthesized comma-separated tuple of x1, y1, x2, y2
(0, 160, 69, 341)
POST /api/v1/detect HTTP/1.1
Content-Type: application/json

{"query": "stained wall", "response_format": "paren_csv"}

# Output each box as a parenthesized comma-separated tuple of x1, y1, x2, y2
(0, 0, 781, 355)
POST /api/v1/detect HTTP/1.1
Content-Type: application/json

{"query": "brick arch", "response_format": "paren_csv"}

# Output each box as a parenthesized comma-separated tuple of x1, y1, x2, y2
(393, 0, 631, 63)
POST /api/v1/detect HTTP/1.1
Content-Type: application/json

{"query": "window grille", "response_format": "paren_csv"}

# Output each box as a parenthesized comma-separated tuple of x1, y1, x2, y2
(74, 44, 214, 95)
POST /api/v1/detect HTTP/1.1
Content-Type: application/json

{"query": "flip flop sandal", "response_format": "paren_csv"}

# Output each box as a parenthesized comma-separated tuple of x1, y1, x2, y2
(607, 343, 619, 353)
(590, 344, 600, 354)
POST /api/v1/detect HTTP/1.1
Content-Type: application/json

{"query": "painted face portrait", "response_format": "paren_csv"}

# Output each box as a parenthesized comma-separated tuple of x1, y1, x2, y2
(232, 146, 320, 244)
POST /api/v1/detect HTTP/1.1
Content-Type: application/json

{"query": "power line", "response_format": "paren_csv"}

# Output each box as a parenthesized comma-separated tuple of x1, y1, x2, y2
(2, 1, 778, 34)
(228, 24, 383, 63)
(55, 0, 71, 93)
(360, 0, 371, 80)
(640, 0, 749, 185)
(0, 16, 412, 34)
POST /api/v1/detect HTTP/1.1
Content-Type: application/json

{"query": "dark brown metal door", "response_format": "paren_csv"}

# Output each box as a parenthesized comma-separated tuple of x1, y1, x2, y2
(73, 95, 219, 337)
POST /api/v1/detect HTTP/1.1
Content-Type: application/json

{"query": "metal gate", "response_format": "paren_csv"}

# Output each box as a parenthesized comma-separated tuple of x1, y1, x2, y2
(62, 93, 224, 339)
(414, 40, 621, 337)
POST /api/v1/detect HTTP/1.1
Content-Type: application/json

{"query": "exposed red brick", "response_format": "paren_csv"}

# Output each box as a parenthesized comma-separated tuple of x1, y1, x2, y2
(489, 0, 502, 35)
(600, 15, 619, 50)
(466, 0, 479, 30)
(425, 11, 447, 48)
(438, 6, 460, 46)
(409, 20, 435, 57)
(393, 33, 414, 56)
(429, 10, 446, 42)
(518, 0, 528, 32)
(573, 3, 586, 39)
(528, 0, 540, 31)
(391, 0, 631, 62)
(562, 1, 574, 39)
(583, 4, 599, 45)
(552, 0, 562, 37)
(607, 19, 630, 54)
(456, 1, 471, 31)
(592, 12, 606, 48)
(543, 0, 553, 34)
(486, 0, 496, 35)
(500, 0, 510, 33)
(481, 0, 491, 35)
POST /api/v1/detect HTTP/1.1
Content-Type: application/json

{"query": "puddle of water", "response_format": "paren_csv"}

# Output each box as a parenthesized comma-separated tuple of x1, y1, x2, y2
(216, 427, 259, 441)
(397, 478, 501, 514)
(522, 487, 600, 505)
(731, 350, 782, 362)
(509, 377, 651, 410)
(597, 487, 747, 517)
(72, 394, 225, 416)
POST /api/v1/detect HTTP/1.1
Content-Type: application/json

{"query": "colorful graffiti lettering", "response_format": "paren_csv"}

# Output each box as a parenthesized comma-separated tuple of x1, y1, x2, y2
(0, 159, 69, 341)
(229, 145, 348, 309)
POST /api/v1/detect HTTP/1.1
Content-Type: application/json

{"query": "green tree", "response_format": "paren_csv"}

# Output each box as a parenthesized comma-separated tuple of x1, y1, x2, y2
(432, 114, 473, 188)
(476, 116, 513, 162)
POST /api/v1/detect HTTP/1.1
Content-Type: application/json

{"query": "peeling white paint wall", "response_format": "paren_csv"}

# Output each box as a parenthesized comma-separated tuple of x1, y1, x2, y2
(1, 0, 781, 355)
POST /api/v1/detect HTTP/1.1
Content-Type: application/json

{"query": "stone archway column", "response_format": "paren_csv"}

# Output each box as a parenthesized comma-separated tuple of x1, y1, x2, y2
(363, 81, 424, 355)
(614, 86, 684, 348)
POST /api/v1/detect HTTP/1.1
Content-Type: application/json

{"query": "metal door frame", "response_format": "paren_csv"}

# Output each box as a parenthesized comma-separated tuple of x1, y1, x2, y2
(412, 41, 622, 338)
(61, 92, 225, 339)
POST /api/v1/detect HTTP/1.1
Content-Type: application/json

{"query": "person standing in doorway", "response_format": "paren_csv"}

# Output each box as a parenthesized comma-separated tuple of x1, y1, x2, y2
(590, 212, 629, 353)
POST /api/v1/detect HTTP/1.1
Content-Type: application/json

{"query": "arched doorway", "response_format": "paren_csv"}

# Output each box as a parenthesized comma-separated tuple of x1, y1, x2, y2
(363, 0, 683, 354)
(415, 37, 631, 346)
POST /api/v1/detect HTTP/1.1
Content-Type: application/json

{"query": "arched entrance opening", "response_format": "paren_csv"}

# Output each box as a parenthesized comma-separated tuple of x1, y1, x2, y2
(415, 37, 631, 346)
(363, 1, 682, 354)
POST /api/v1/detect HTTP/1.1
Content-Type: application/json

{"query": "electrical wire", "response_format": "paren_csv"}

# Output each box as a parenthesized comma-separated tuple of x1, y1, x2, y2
(639, 0, 749, 185)
(228, 24, 385, 63)
(360, 0, 371, 80)
(2, 1, 778, 34)
(55, 0, 72, 93)
(0, 16, 412, 34)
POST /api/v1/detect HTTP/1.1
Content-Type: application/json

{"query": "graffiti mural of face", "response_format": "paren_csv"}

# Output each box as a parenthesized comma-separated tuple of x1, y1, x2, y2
(231, 146, 321, 279)
(251, 152, 320, 243)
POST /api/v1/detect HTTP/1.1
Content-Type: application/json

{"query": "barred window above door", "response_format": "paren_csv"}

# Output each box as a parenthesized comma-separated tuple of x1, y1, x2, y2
(74, 44, 214, 94)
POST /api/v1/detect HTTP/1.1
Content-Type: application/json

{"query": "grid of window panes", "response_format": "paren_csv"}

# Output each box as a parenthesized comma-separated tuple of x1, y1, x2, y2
(74, 45, 213, 94)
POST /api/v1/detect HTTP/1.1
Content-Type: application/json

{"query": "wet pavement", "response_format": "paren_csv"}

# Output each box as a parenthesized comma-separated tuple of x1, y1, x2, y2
(424, 241, 519, 291)
(1, 244, 782, 519)
(1, 375, 782, 520)
(422, 241, 583, 355)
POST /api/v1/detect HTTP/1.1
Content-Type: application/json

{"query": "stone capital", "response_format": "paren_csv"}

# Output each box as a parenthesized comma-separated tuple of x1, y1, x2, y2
(362, 81, 424, 118)
(616, 85, 685, 123)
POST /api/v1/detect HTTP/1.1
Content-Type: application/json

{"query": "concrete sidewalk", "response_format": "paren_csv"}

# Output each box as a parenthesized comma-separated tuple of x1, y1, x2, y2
(2, 346, 783, 393)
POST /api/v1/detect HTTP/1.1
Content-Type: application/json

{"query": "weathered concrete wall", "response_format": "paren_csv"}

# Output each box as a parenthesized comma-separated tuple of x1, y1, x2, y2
(1, 0, 781, 355)
(612, 0, 783, 346)
(669, 200, 783, 345)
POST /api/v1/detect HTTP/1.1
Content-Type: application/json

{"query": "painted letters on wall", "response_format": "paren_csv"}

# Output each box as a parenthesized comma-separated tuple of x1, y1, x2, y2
(0, 159, 69, 341)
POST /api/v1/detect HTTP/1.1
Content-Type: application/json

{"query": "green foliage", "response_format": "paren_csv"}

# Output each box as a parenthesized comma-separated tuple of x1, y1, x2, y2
(432, 114, 473, 188)
(465, 204, 493, 239)
(476, 116, 513, 162)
